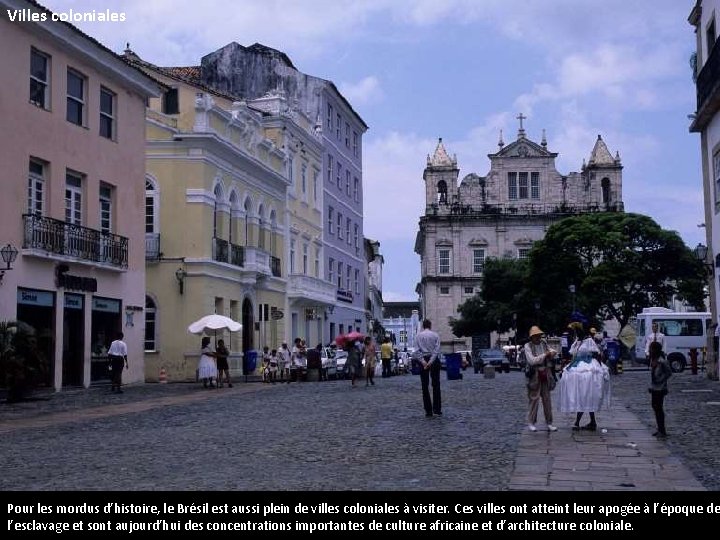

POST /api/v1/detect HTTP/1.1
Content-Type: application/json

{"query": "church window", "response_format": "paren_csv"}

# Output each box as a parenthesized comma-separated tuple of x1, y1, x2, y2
(464, 287, 474, 295)
(337, 212, 343, 239)
(328, 206, 334, 234)
(327, 155, 333, 183)
(336, 113, 341, 139)
(329, 257, 335, 283)
(519, 172, 528, 199)
(439, 286, 450, 295)
(601, 177, 610, 204)
(437, 180, 448, 204)
(337, 262, 343, 288)
(531, 172, 539, 199)
(327, 104, 333, 131)
(438, 249, 451, 274)
(337, 162, 342, 190)
(507, 172, 517, 199)
(473, 249, 485, 273)
(518, 248, 531, 260)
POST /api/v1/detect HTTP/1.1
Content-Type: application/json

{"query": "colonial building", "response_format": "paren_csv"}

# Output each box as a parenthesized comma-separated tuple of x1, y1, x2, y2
(184, 43, 369, 340)
(415, 117, 623, 352)
(0, 0, 161, 389)
(125, 49, 335, 381)
(365, 238, 384, 342)
(382, 302, 421, 352)
(689, 0, 720, 380)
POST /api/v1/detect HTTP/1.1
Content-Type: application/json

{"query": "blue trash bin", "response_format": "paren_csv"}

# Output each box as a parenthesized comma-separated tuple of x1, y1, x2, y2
(605, 340, 619, 373)
(445, 352, 462, 380)
(244, 350, 257, 375)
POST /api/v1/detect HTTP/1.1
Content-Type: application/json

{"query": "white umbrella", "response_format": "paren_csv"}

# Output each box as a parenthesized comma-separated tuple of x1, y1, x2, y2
(188, 314, 242, 336)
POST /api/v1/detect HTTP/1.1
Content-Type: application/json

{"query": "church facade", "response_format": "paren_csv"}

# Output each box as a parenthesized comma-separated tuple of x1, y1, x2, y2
(414, 117, 624, 352)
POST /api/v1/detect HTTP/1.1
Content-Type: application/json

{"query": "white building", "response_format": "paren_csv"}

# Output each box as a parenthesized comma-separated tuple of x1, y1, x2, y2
(689, 0, 720, 380)
(415, 117, 623, 352)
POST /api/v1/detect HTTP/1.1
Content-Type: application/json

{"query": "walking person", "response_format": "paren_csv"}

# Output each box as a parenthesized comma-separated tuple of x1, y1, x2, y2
(380, 337, 393, 378)
(108, 332, 128, 393)
(414, 319, 442, 417)
(558, 322, 610, 431)
(215, 339, 232, 388)
(262, 346, 272, 383)
(197, 336, 217, 389)
(523, 326, 558, 432)
(346, 337, 362, 387)
(363, 336, 377, 386)
(648, 341, 672, 438)
(269, 349, 279, 384)
(278, 342, 290, 383)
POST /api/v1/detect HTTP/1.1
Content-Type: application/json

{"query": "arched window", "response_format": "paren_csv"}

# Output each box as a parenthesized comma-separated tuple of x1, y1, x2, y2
(269, 209, 277, 255)
(144, 296, 157, 352)
(213, 184, 223, 239)
(437, 180, 448, 204)
(229, 191, 239, 245)
(258, 203, 265, 249)
(601, 177, 610, 204)
(244, 197, 252, 245)
(145, 178, 160, 260)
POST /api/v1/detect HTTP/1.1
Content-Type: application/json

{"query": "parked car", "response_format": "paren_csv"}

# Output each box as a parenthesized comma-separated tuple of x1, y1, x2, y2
(474, 348, 505, 372)
(320, 347, 337, 380)
(334, 350, 349, 379)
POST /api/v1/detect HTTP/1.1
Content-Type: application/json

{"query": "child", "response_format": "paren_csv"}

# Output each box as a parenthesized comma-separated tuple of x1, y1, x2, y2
(262, 346, 272, 383)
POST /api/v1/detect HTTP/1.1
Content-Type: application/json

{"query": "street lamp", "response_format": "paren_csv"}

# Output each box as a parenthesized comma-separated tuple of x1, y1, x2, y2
(569, 284, 576, 312)
(175, 267, 187, 294)
(694, 243, 714, 276)
(534, 299, 540, 323)
(0, 243, 19, 285)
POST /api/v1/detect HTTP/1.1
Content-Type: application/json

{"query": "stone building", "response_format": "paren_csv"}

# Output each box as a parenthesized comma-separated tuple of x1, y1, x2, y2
(415, 116, 624, 352)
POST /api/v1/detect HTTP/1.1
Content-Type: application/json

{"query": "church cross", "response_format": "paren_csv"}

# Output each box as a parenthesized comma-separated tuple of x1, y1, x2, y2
(517, 113, 526, 131)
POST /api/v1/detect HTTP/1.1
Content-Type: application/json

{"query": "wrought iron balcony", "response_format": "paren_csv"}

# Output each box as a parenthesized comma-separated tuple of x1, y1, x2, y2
(23, 214, 128, 268)
(213, 237, 244, 267)
(693, 42, 720, 130)
(271, 256, 281, 277)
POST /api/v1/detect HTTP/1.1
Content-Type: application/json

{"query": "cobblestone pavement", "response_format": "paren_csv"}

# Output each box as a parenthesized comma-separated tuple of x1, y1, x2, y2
(0, 368, 718, 491)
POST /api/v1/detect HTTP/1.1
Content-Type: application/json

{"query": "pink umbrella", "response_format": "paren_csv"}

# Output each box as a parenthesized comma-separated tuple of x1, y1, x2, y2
(335, 334, 348, 347)
(346, 330, 365, 342)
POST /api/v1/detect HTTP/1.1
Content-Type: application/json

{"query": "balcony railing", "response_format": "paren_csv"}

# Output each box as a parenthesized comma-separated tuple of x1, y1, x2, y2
(696, 42, 720, 115)
(426, 201, 624, 218)
(23, 214, 128, 268)
(146, 233, 160, 261)
(271, 256, 281, 277)
(213, 237, 245, 268)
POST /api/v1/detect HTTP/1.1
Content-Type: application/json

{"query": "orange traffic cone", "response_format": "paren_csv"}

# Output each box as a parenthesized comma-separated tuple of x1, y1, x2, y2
(159, 367, 168, 384)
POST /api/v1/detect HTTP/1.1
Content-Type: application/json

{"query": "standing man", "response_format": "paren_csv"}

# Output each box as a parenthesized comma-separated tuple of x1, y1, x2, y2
(108, 332, 128, 393)
(380, 337, 394, 378)
(414, 319, 442, 417)
(278, 342, 290, 383)
(644, 322, 666, 359)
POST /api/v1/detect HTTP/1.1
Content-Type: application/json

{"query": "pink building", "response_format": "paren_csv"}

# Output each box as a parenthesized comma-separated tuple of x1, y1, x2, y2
(0, 0, 161, 390)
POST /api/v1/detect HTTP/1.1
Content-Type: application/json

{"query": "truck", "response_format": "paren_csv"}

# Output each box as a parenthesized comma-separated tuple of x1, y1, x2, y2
(633, 307, 711, 372)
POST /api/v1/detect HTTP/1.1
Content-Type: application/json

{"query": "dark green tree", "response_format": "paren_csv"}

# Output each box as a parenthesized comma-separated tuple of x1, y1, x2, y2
(450, 258, 531, 337)
(528, 212, 706, 331)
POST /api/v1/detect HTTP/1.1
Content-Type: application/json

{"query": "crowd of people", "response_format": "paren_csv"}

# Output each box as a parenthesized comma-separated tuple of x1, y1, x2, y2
(190, 317, 671, 437)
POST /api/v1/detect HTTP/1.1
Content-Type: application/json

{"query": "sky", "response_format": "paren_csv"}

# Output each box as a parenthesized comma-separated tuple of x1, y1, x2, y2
(36, 0, 705, 302)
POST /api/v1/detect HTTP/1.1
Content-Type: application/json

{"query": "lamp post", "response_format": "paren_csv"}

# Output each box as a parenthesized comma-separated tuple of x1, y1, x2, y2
(569, 284, 576, 313)
(0, 243, 19, 285)
(534, 299, 540, 324)
(694, 243, 718, 380)
(175, 267, 187, 295)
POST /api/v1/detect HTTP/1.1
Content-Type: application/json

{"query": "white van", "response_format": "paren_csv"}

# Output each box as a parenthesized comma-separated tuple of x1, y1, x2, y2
(634, 307, 711, 372)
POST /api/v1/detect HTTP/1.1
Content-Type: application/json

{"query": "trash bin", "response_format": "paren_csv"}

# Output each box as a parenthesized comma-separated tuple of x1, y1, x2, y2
(411, 359, 422, 375)
(244, 350, 257, 375)
(605, 340, 619, 374)
(483, 365, 495, 379)
(445, 353, 463, 380)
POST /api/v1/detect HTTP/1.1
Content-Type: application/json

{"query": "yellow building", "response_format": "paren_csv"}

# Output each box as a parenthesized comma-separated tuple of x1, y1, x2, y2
(126, 49, 335, 381)
(125, 51, 291, 381)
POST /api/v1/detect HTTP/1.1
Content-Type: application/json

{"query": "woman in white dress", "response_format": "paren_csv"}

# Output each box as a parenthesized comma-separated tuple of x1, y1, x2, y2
(558, 322, 610, 431)
(197, 336, 217, 388)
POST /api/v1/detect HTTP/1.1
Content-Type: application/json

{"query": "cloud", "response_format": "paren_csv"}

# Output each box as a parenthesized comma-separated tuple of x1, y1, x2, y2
(338, 76, 383, 105)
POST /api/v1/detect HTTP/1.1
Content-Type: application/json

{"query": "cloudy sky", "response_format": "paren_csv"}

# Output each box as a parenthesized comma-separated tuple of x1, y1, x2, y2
(38, 0, 704, 301)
